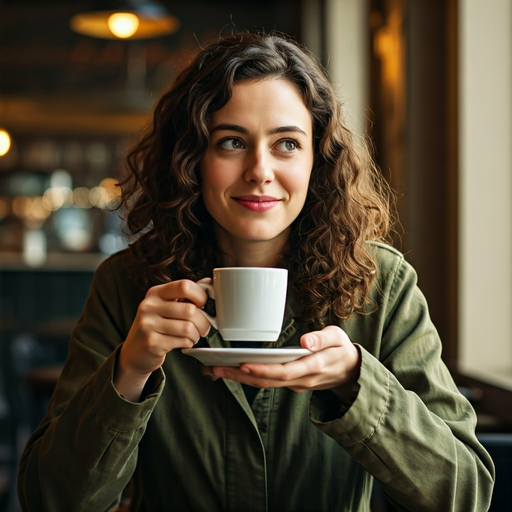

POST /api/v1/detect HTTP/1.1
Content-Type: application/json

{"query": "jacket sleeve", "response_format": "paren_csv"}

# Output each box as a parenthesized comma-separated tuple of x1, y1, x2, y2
(310, 252, 495, 512)
(17, 256, 165, 512)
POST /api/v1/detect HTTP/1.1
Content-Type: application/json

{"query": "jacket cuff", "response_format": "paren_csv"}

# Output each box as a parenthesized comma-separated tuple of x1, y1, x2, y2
(88, 345, 166, 433)
(309, 344, 390, 446)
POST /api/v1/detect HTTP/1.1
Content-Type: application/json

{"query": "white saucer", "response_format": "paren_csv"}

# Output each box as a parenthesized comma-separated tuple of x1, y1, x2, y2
(182, 347, 312, 366)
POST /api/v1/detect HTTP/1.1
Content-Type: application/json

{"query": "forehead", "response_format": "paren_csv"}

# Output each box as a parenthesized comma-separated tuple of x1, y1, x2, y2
(209, 78, 313, 132)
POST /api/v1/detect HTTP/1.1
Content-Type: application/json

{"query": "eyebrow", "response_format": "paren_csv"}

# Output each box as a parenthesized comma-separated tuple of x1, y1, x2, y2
(210, 123, 308, 137)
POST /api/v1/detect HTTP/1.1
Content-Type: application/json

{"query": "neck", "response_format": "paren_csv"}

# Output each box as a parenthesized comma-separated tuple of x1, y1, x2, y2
(215, 229, 290, 268)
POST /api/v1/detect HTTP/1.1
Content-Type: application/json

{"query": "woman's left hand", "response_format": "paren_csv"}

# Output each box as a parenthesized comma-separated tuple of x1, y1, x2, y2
(204, 326, 361, 400)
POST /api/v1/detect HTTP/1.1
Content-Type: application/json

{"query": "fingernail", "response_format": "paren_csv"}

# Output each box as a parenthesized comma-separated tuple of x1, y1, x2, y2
(304, 336, 314, 350)
(240, 366, 251, 374)
(203, 326, 211, 337)
(202, 368, 218, 381)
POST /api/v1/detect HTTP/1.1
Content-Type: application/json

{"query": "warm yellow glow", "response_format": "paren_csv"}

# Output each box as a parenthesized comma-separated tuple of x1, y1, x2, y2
(89, 186, 109, 208)
(107, 12, 140, 38)
(100, 177, 121, 203)
(70, 10, 179, 40)
(73, 187, 92, 208)
(43, 188, 66, 211)
(0, 129, 11, 156)
(12, 196, 31, 218)
(29, 197, 51, 221)
(0, 199, 9, 220)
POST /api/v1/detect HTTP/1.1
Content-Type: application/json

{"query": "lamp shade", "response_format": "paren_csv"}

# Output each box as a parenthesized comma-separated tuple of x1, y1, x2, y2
(70, 0, 180, 40)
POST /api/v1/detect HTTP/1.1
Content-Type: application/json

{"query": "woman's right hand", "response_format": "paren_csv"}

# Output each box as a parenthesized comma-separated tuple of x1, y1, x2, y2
(114, 279, 211, 401)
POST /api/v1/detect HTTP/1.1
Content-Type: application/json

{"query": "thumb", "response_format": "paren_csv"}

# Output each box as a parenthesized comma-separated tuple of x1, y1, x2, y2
(301, 326, 348, 352)
(301, 333, 319, 352)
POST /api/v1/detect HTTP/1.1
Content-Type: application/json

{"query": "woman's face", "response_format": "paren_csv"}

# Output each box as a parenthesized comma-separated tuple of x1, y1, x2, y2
(200, 78, 314, 254)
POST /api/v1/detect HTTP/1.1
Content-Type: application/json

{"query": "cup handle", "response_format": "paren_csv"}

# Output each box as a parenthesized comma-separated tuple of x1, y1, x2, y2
(198, 282, 218, 330)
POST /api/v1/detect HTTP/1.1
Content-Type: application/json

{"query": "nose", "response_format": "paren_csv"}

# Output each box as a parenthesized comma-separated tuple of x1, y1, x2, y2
(243, 147, 274, 185)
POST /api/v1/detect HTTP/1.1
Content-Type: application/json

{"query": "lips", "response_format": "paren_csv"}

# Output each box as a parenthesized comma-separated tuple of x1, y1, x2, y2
(232, 195, 281, 212)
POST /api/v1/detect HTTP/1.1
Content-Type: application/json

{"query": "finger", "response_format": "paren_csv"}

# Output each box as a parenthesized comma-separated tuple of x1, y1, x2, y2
(213, 344, 349, 389)
(151, 279, 209, 307)
(152, 317, 205, 343)
(128, 329, 198, 364)
(201, 366, 222, 382)
(133, 308, 204, 345)
(212, 355, 320, 387)
(240, 358, 313, 380)
(140, 294, 211, 337)
(213, 366, 314, 390)
(301, 325, 349, 352)
(149, 329, 201, 352)
(211, 365, 288, 388)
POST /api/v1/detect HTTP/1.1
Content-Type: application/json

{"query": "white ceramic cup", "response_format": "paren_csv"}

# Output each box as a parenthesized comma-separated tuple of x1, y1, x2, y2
(198, 267, 288, 342)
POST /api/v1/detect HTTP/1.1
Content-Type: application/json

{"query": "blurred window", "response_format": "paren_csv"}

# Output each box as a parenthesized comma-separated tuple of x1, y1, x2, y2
(458, 0, 512, 389)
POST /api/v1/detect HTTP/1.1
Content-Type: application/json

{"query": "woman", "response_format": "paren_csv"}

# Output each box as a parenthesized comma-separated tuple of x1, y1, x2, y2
(18, 32, 494, 511)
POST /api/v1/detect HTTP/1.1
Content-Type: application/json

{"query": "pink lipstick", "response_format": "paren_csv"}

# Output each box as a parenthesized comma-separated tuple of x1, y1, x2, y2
(232, 195, 280, 212)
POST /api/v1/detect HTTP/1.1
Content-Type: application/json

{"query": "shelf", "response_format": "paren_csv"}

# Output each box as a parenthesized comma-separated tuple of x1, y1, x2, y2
(0, 251, 107, 271)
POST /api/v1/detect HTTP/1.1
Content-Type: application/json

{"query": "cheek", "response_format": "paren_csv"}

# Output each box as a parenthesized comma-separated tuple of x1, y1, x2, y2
(201, 157, 232, 190)
(200, 162, 219, 198)
(200, 161, 232, 217)
(287, 167, 313, 201)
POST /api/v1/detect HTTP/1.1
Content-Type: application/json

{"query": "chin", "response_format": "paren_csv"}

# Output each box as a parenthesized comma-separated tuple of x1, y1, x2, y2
(214, 219, 291, 247)
(239, 232, 280, 243)
(240, 229, 289, 244)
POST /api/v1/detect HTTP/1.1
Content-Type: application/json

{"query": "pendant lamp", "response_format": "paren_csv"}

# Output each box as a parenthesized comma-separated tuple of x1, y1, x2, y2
(0, 128, 11, 157)
(70, 0, 180, 40)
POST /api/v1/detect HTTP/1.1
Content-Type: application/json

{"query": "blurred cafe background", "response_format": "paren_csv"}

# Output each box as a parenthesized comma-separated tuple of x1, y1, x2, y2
(0, 0, 511, 510)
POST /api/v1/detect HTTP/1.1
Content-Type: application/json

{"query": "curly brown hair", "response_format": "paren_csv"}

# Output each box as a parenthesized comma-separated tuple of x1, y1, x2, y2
(119, 31, 394, 322)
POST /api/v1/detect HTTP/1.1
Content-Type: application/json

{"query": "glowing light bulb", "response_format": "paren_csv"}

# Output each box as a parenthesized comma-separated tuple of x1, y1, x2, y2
(107, 12, 139, 38)
(0, 129, 11, 156)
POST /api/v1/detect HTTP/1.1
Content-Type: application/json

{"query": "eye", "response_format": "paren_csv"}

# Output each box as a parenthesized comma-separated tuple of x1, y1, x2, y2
(274, 139, 301, 152)
(217, 137, 245, 151)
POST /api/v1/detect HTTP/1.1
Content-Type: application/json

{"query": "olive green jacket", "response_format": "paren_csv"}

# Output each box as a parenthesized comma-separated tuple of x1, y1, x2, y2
(18, 243, 495, 511)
